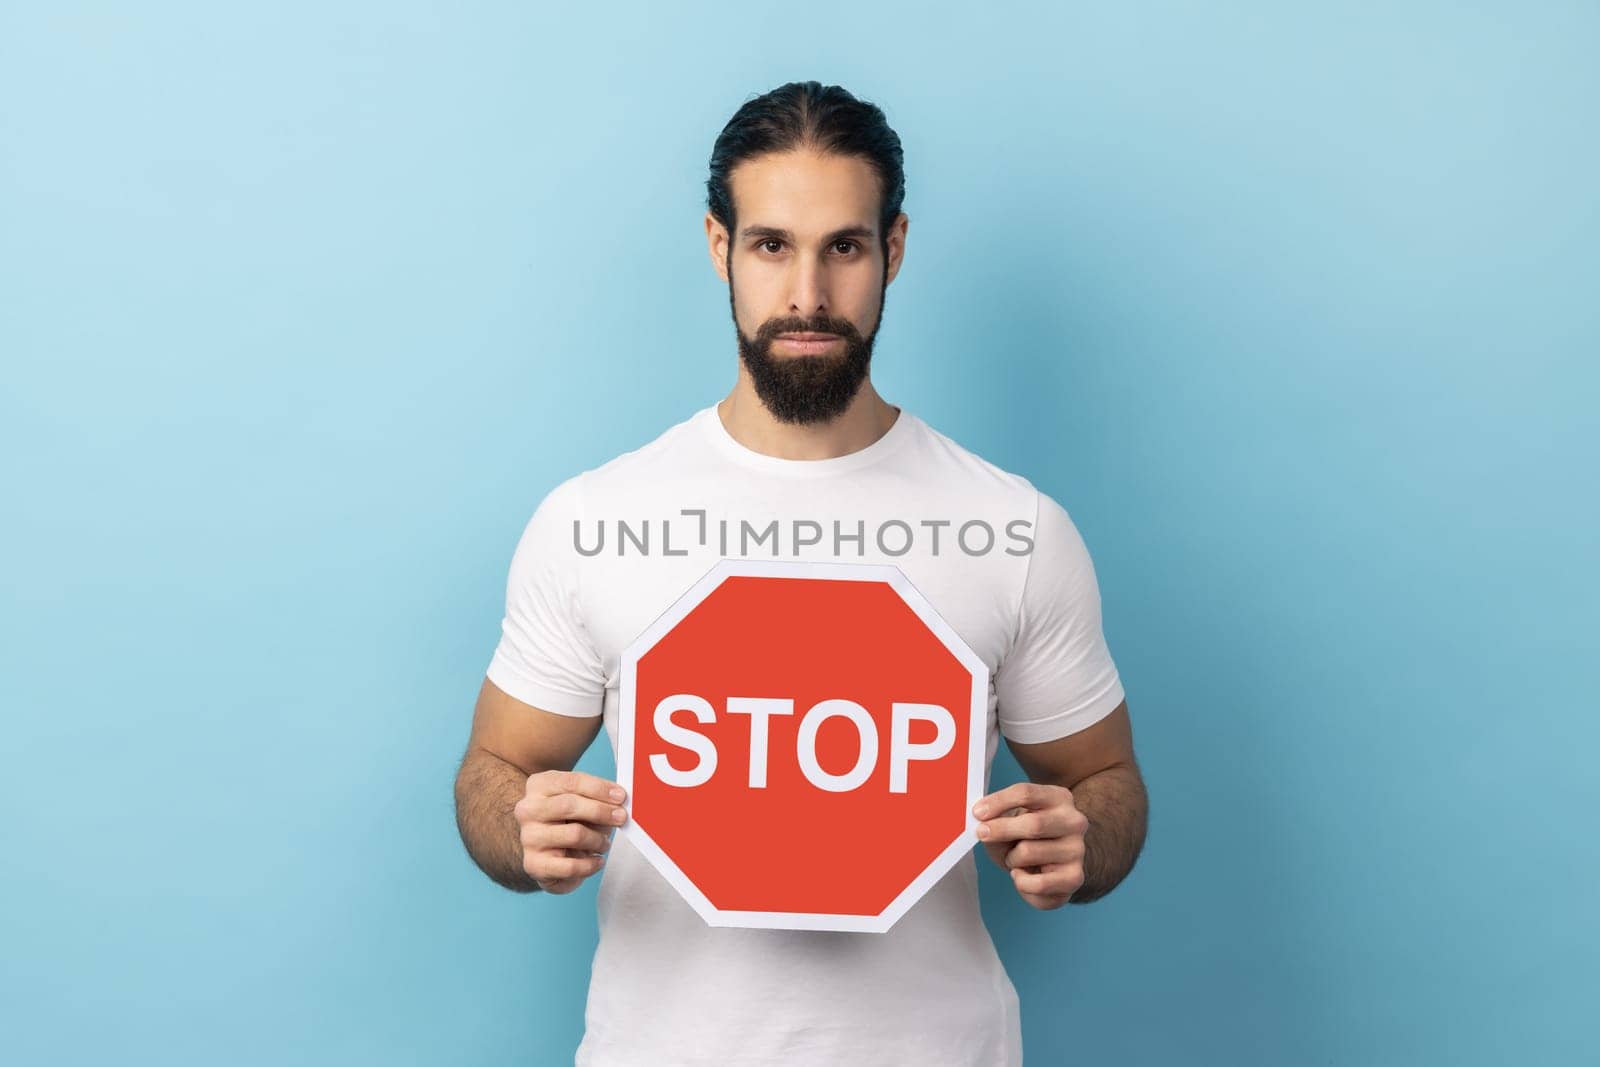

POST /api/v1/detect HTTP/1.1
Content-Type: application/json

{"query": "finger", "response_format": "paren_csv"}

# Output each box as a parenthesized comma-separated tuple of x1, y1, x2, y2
(973, 781, 1059, 818)
(528, 850, 606, 883)
(1015, 887, 1070, 910)
(977, 807, 1071, 844)
(534, 791, 629, 828)
(1011, 861, 1082, 901)
(535, 769, 627, 805)
(523, 820, 614, 854)
(1005, 837, 1077, 871)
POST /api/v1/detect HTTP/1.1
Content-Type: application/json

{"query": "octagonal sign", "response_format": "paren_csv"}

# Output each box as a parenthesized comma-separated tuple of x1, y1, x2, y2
(617, 558, 989, 933)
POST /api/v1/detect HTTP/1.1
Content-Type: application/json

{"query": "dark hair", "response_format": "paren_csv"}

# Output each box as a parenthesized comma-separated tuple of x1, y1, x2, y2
(706, 81, 906, 263)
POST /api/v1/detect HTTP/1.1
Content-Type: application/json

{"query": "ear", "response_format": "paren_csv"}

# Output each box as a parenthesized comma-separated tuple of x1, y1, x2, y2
(884, 212, 909, 286)
(706, 211, 731, 283)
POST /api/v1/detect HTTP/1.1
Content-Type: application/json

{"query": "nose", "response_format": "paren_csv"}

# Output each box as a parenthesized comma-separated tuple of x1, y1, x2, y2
(787, 254, 828, 319)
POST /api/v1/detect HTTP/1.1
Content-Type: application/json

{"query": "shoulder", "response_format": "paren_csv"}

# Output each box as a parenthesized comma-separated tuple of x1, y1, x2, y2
(910, 414, 1099, 546)
(907, 411, 1044, 512)
(580, 406, 711, 496)
(517, 407, 711, 522)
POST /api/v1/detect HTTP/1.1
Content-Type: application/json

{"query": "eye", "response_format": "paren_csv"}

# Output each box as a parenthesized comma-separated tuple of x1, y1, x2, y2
(832, 240, 859, 255)
(758, 239, 784, 254)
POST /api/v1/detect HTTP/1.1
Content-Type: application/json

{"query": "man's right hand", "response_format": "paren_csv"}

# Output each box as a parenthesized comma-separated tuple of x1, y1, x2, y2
(513, 769, 629, 894)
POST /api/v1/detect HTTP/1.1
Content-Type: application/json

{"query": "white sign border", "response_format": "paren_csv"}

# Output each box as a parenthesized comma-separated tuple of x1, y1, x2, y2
(617, 557, 989, 934)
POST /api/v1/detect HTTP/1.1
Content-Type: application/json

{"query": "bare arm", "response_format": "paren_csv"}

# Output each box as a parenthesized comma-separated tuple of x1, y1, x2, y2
(1012, 699, 1146, 904)
(455, 747, 541, 892)
(977, 699, 1148, 907)
(453, 677, 607, 893)
(1054, 760, 1146, 904)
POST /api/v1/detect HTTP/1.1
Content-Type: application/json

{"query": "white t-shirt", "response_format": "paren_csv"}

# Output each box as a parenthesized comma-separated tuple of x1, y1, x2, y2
(486, 402, 1125, 1067)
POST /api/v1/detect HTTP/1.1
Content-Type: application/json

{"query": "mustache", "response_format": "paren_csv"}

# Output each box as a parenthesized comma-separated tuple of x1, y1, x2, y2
(757, 318, 861, 342)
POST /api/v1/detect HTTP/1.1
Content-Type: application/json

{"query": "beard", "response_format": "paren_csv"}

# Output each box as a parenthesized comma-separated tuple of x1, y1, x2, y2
(728, 258, 887, 426)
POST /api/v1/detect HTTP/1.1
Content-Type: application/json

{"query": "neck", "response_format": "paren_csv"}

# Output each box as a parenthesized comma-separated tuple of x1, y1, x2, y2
(717, 378, 900, 461)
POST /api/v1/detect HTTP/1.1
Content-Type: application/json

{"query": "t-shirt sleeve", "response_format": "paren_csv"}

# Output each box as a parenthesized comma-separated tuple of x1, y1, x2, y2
(994, 488, 1126, 744)
(484, 473, 607, 718)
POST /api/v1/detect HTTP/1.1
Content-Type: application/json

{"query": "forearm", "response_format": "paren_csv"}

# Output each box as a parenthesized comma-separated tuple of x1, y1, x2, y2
(1063, 762, 1147, 904)
(454, 747, 543, 893)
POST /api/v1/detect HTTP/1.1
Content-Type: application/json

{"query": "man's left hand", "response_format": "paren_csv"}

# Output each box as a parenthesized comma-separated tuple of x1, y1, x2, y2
(972, 782, 1088, 910)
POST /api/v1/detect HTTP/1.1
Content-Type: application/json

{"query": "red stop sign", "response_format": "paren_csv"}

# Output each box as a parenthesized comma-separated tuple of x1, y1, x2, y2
(618, 558, 988, 933)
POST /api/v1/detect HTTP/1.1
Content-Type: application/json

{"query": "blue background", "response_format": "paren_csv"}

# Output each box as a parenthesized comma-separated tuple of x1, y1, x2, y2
(3, 2, 1595, 1064)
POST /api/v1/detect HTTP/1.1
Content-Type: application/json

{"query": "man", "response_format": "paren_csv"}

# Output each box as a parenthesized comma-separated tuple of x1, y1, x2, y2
(454, 80, 1147, 1066)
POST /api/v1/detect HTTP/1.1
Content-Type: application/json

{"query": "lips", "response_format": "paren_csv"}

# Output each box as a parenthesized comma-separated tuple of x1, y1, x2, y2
(774, 334, 843, 354)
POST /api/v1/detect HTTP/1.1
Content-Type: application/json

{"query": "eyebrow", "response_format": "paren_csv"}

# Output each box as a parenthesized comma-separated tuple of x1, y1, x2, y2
(739, 225, 876, 244)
